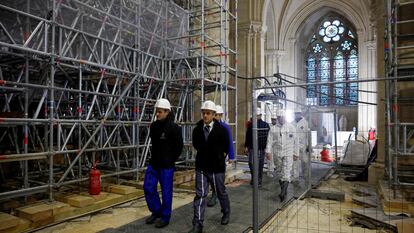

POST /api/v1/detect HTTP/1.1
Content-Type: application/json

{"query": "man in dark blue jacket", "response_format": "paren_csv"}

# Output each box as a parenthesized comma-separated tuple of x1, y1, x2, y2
(244, 110, 270, 187)
(144, 98, 183, 228)
(188, 101, 230, 233)
(207, 104, 234, 207)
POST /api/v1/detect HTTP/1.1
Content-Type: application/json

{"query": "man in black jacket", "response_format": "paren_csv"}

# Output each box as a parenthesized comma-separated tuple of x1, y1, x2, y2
(188, 101, 230, 233)
(144, 98, 183, 228)
(244, 110, 270, 187)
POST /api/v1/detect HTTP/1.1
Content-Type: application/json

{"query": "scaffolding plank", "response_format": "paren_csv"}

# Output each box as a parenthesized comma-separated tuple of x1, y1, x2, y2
(0, 218, 30, 233)
(0, 212, 19, 230)
(16, 202, 53, 222)
(106, 185, 140, 195)
(56, 194, 95, 208)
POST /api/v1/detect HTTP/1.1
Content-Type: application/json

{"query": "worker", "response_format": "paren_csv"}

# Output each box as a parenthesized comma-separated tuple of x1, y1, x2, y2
(265, 109, 297, 202)
(320, 144, 334, 162)
(144, 98, 183, 228)
(266, 114, 278, 177)
(206, 105, 235, 207)
(188, 101, 230, 233)
(292, 108, 309, 182)
(244, 109, 270, 187)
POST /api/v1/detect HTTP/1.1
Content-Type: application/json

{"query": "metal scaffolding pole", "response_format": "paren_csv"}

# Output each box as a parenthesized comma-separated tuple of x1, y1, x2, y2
(0, 0, 237, 202)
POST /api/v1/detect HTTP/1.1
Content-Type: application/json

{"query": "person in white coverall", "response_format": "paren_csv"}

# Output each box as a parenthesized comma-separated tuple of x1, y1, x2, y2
(265, 109, 297, 202)
(266, 115, 278, 177)
(292, 109, 309, 182)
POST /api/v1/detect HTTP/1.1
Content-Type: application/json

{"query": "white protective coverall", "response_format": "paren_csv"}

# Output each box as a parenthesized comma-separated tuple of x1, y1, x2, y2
(292, 117, 309, 180)
(265, 122, 297, 182)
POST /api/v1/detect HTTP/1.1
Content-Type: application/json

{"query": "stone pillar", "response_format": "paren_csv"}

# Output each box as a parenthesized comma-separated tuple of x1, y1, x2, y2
(358, 40, 378, 134)
(236, 21, 264, 154)
(368, 0, 385, 184)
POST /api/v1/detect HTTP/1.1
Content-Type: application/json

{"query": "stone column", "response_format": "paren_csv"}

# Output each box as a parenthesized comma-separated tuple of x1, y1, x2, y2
(368, 0, 385, 184)
(236, 21, 264, 154)
(358, 40, 378, 134)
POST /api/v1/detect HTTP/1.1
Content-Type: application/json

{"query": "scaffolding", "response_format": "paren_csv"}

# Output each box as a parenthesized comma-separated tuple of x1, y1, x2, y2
(385, 0, 414, 187)
(0, 0, 237, 201)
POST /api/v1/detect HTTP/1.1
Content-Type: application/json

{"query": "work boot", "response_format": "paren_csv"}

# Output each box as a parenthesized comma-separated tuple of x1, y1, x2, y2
(155, 219, 169, 228)
(145, 214, 159, 224)
(221, 213, 230, 225)
(278, 181, 289, 202)
(188, 225, 203, 233)
(207, 193, 217, 207)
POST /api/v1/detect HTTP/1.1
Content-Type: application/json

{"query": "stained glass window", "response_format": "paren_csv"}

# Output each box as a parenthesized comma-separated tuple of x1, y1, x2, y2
(306, 16, 358, 106)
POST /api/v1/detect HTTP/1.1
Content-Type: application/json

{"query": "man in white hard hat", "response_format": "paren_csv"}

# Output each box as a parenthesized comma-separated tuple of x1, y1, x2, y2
(205, 105, 235, 207)
(188, 101, 230, 233)
(292, 108, 309, 182)
(244, 108, 270, 187)
(144, 98, 183, 228)
(265, 109, 297, 202)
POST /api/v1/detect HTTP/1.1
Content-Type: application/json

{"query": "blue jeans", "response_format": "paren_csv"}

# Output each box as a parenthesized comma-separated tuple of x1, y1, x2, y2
(143, 165, 175, 222)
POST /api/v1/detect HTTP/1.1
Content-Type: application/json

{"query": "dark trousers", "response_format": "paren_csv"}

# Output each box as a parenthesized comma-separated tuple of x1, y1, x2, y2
(248, 149, 265, 184)
(143, 165, 175, 222)
(192, 170, 230, 227)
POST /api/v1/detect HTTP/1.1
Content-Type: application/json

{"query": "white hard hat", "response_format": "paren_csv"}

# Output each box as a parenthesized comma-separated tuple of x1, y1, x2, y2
(256, 108, 262, 115)
(270, 114, 277, 119)
(294, 107, 302, 113)
(323, 144, 331, 149)
(215, 105, 224, 114)
(154, 98, 171, 110)
(276, 109, 285, 117)
(201, 100, 216, 112)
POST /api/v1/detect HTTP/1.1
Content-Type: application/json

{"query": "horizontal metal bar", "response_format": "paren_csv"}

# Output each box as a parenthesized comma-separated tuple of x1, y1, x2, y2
(397, 19, 414, 24)
(399, 1, 414, 6)
(0, 185, 49, 200)
(397, 45, 414, 49)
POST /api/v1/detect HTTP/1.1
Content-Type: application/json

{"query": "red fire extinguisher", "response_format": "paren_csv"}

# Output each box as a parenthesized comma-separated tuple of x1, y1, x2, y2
(89, 161, 101, 195)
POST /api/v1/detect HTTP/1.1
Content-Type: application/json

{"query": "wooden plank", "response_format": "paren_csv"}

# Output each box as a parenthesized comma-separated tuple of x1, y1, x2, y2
(56, 194, 95, 208)
(80, 192, 110, 201)
(352, 196, 379, 208)
(16, 202, 53, 222)
(396, 219, 414, 233)
(46, 201, 72, 216)
(0, 212, 19, 230)
(106, 185, 139, 195)
(0, 218, 30, 233)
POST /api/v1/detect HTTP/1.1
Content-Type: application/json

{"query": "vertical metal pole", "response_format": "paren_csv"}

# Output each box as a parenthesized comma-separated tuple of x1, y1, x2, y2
(201, 0, 205, 102)
(385, 0, 393, 184)
(333, 110, 338, 165)
(392, 0, 399, 187)
(234, 0, 238, 169)
(252, 79, 259, 233)
(307, 107, 312, 191)
(24, 58, 29, 199)
(49, 0, 56, 201)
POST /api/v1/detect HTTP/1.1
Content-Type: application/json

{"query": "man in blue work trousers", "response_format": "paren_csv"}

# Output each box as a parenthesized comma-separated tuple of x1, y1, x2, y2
(144, 98, 183, 228)
(188, 101, 230, 233)
(206, 104, 235, 207)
